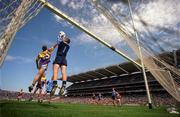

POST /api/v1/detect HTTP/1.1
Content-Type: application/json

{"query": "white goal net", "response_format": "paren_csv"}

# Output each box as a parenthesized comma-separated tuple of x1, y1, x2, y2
(0, 0, 44, 65)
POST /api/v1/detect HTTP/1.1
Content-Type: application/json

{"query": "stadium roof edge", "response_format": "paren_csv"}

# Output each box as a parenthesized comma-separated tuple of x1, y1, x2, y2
(65, 61, 141, 83)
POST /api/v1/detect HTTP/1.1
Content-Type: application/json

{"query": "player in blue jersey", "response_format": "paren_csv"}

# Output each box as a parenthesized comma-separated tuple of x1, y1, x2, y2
(112, 88, 116, 106)
(50, 31, 70, 96)
(44, 80, 53, 96)
(112, 88, 122, 106)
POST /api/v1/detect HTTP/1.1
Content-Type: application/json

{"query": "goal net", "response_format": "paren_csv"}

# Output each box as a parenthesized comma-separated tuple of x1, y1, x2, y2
(47, 0, 180, 102)
(0, 0, 44, 65)
(92, 0, 180, 102)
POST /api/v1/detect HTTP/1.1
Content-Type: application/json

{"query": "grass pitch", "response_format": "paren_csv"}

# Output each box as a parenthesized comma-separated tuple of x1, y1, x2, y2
(0, 100, 179, 117)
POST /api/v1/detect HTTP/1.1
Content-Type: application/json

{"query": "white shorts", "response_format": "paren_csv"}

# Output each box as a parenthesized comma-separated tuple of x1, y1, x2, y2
(40, 64, 48, 70)
(18, 96, 22, 99)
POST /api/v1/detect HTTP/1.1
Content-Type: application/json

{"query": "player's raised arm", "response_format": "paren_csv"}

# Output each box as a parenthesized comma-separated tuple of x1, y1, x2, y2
(48, 43, 58, 53)
(48, 31, 66, 53)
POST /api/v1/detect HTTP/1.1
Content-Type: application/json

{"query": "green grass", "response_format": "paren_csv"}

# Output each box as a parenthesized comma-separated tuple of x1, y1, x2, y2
(0, 100, 179, 117)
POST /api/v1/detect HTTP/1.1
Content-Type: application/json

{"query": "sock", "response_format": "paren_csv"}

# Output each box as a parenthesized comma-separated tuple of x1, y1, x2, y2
(53, 80, 57, 86)
(62, 81, 66, 88)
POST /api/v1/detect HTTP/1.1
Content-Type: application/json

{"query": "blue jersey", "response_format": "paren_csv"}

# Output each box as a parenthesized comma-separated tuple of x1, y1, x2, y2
(112, 90, 116, 97)
(56, 41, 70, 57)
(46, 80, 53, 92)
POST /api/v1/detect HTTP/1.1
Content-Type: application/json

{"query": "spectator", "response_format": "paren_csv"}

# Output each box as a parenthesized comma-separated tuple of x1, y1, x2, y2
(17, 89, 23, 101)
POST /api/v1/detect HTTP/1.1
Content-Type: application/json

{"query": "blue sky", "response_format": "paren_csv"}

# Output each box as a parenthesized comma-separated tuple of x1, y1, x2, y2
(0, 7, 125, 92)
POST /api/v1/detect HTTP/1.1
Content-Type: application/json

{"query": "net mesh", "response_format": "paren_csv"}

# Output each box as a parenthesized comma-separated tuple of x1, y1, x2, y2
(0, 0, 44, 65)
(91, 0, 180, 102)
(48, 0, 180, 102)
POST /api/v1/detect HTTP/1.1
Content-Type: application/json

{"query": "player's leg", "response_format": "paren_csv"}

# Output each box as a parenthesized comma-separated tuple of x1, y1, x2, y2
(38, 88, 42, 103)
(43, 91, 47, 98)
(42, 89, 50, 103)
(50, 64, 60, 96)
(29, 86, 38, 101)
(58, 65, 67, 96)
(38, 88, 42, 98)
(39, 81, 45, 98)
(119, 99, 122, 106)
(116, 99, 121, 106)
(33, 87, 38, 97)
(28, 68, 45, 92)
(41, 85, 47, 99)
(113, 100, 116, 106)
(112, 96, 116, 106)
(17, 96, 20, 101)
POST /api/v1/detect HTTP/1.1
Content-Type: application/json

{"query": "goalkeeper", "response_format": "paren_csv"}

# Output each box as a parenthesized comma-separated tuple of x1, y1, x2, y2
(28, 43, 58, 92)
(50, 31, 70, 96)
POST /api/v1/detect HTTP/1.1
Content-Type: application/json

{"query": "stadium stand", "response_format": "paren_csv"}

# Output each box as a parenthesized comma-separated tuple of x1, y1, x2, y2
(65, 50, 180, 105)
(0, 89, 30, 100)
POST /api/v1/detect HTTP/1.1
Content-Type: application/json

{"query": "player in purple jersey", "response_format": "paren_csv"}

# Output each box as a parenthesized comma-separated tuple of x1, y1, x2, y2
(28, 44, 57, 93)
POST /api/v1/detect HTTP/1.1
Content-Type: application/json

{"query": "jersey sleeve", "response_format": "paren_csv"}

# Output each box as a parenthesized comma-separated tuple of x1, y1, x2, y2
(48, 47, 55, 53)
(38, 53, 45, 58)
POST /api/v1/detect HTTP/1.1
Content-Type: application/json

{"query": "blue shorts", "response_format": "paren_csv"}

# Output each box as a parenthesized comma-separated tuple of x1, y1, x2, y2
(53, 56, 67, 66)
(112, 95, 116, 100)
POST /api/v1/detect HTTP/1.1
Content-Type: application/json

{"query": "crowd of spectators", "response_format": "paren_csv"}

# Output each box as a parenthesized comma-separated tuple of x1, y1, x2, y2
(0, 89, 31, 100)
(0, 89, 179, 106)
(47, 91, 179, 106)
(52, 92, 179, 106)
